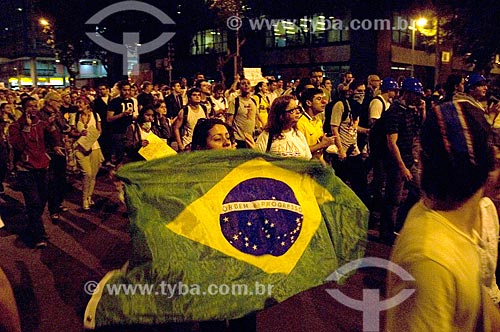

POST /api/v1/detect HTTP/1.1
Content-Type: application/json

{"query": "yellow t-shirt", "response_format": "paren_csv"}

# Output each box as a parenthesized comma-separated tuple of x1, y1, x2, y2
(253, 94, 270, 129)
(386, 200, 485, 332)
(296, 115, 324, 160)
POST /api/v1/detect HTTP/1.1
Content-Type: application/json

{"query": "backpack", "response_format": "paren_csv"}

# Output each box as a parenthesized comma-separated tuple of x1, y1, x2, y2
(374, 95, 386, 114)
(233, 96, 257, 118)
(181, 104, 208, 130)
(323, 99, 352, 135)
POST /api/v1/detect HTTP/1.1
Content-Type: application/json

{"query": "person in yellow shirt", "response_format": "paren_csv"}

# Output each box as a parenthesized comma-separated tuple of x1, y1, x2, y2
(386, 100, 500, 331)
(296, 88, 335, 162)
(253, 81, 271, 132)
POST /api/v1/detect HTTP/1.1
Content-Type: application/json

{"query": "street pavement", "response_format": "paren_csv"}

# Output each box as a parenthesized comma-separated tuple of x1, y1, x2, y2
(0, 169, 391, 332)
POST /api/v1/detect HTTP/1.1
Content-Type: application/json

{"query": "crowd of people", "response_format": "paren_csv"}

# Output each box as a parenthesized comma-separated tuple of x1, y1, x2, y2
(1, 67, 500, 331)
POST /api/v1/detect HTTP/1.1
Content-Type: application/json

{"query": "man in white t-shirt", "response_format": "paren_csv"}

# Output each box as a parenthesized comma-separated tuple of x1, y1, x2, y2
(227, 78, 258, 149)
(173, 88, 207, 151)
(369, 77, 399, 126)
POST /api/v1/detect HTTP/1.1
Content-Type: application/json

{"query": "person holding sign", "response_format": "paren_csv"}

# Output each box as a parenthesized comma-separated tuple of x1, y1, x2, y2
(125, 106, 174, 162)
(70, 97, 104, 211)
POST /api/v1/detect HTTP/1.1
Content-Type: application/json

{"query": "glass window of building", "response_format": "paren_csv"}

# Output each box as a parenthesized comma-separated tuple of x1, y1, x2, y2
(265, 14, 350, 48)
(391, 13, 425, 50)
(191, 30, 228, 55)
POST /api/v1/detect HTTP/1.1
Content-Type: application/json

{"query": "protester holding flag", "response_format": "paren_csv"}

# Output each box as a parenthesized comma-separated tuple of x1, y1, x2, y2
(191, 118, 235, 151)
(191, 117, 256, 331)
(84, 146, 368, 330)
(255, 95, 311, 159)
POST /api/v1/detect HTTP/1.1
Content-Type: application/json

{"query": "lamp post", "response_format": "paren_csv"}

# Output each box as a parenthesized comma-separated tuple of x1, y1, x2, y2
(410, 17, 427, 77)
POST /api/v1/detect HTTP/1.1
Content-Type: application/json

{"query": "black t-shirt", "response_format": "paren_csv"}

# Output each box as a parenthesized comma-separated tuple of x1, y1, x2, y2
(137, 93, 155, 108)
(370, 100, 416, 167)
(94, 96, 110, 126)
(108, 97, 136, 135)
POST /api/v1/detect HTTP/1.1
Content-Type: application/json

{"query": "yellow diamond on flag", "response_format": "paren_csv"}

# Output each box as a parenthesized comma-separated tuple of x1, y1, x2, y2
(166, 157, 334, 274)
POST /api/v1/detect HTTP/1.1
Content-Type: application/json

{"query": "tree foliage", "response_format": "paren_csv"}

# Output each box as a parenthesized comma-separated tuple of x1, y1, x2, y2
(435, 0, 500, 72)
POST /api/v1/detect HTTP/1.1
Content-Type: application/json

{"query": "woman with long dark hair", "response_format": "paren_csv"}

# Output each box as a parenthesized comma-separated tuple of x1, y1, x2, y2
(191, 118, 235, 151)
(254, 95, 311, 159)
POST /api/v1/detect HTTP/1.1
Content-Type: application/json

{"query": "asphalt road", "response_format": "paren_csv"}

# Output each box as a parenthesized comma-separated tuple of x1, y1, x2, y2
(0, 169, 391, 332)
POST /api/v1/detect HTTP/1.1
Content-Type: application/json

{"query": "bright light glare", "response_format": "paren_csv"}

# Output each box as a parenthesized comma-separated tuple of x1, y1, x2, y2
(416, 17, 428, 27)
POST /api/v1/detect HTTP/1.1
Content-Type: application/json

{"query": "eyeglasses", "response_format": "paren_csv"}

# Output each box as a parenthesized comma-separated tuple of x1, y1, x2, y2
(285, 106, 302, 114)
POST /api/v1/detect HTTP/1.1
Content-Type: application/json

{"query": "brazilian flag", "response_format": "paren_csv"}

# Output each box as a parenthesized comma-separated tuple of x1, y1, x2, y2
(84, 149, 368, 329)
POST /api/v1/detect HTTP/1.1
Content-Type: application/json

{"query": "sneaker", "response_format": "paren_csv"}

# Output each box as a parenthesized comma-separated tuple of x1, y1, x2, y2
(59, 205, 69, 212)
(35, 240, 47, 249)
(88, 198, 95, 206)
(50, 213, 60, 221)
(83, 200, 90, 211)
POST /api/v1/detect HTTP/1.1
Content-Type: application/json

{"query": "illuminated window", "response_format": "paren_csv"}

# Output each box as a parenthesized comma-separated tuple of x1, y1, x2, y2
(265, 14, 350, 48)
(391, 13, 425, 50)
(191, 30, 228, 55)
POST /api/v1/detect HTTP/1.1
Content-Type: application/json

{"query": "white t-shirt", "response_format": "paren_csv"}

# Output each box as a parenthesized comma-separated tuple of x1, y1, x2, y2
(181, 105, 206, 146)
(255, 130, 312, 160)
(477, 197, 500, 304)
(71, 112, 101, 151)
(369, 96, 390, 120)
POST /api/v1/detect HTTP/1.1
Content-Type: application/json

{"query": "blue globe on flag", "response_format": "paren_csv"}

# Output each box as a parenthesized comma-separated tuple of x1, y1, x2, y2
(220, 178, 303, 257)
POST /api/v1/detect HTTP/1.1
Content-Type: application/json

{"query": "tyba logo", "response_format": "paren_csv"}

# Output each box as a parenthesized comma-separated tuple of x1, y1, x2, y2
(85, 1, 175, 75)
(326, 257, 415, 332)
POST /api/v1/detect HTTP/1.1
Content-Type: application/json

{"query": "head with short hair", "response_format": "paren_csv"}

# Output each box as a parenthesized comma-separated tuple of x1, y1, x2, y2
(171, 80, 182, 94)
(141, 81, 153, 92)
(187, 87, 202, 106)
(367, 75, 381, 90)
(118, 80, 132, 98)
(239, 78, 251, 95)
(196, 79, 211, 95)
(310, 68, 323, 87)
(421, 103, 494, 210)
(21, 96, 38, 113)
(300, 88, 324, 107)
(444, 74, 463, 95)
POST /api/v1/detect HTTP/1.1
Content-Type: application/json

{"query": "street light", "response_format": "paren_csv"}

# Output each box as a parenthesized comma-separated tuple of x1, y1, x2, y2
(410, 17, 427, 77)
